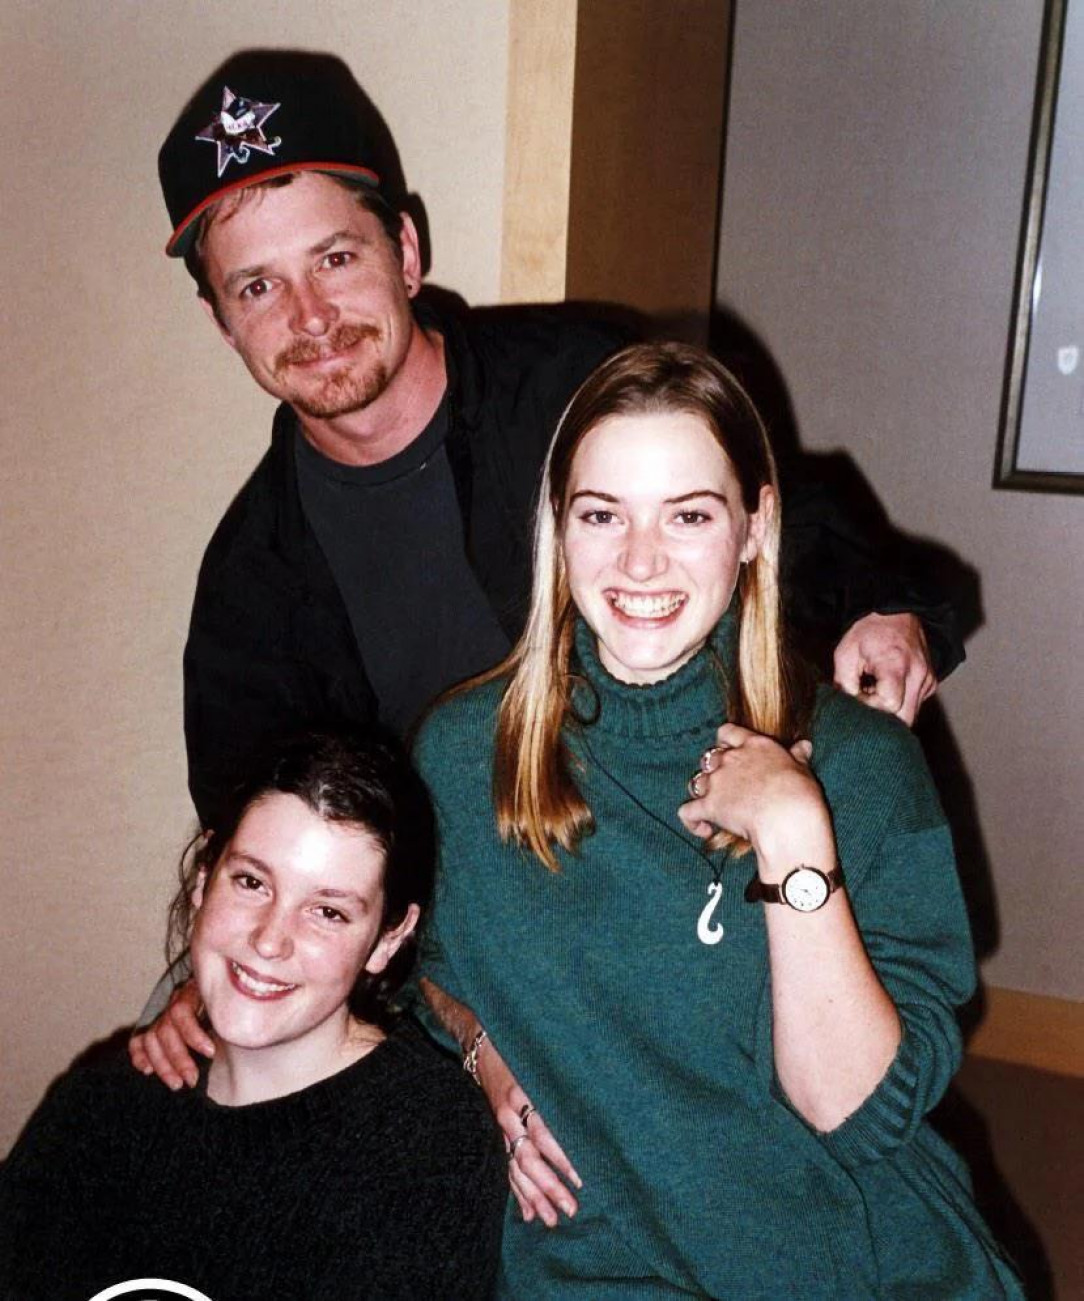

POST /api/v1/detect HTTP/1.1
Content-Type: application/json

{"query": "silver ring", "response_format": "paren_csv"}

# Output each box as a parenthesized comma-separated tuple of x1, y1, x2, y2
(699, 744, 729, 773)
(688, 770, 708, 799)
(508, 1133, 528, 1161)
(519, 1103, 536, 1127)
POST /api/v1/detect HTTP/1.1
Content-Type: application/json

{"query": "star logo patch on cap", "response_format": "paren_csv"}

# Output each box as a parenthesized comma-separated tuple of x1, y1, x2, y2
(195, 86, 282, 177)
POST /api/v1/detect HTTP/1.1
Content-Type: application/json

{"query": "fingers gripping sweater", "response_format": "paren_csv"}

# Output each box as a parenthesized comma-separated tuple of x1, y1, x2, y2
(415, 619, 1022, 1299)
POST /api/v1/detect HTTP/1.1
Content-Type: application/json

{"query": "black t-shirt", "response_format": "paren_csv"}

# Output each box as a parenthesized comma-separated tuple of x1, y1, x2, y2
(295, 398, 510, 734)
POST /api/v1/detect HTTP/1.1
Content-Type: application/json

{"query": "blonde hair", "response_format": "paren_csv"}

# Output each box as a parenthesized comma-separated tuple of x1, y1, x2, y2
(480, 342, 808, 870)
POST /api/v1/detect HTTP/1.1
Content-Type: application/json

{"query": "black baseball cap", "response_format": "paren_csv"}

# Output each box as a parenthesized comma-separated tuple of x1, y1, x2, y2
(159, 55, 383, 257)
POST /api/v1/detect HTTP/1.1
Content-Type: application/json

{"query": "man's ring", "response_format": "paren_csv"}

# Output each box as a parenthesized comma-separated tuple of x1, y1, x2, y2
(519, 1103, 536, 1127)
(688, 770, 709, 799)
(508, 1134, 528, 1160)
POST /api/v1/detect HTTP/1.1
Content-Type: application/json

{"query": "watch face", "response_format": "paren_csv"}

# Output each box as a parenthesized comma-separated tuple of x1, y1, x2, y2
(782, 867, 830, 912)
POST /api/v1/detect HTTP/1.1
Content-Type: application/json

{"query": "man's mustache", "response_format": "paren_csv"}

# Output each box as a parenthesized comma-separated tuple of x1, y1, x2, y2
(275, 323, 380, 372)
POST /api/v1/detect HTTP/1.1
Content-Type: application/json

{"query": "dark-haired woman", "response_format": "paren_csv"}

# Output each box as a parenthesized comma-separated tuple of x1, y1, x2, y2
(415, 343, 1022, 1298)
(0, 732, 506, 1301)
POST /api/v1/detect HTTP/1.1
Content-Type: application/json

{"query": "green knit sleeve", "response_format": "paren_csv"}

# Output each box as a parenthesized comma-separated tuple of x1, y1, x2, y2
(409, 690, 495, 1046)
(814, 823, 974, 1167)
(793, 693, 977, 1167)
(409, 872, 478, 1058)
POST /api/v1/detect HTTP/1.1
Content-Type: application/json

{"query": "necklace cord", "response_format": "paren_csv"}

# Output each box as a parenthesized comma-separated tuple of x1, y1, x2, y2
(576, 730, 724, 886)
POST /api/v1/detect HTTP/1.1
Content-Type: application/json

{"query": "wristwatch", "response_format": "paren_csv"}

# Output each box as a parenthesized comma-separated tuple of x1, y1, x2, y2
(744, 864, 843, 912)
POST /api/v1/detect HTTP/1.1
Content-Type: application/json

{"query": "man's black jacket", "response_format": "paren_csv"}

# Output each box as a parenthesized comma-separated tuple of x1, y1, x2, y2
(184, 302, 960, 827)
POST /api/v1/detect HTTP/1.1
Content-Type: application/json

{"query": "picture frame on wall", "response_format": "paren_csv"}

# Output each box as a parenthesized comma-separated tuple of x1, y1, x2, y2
(996, 0, 1084, 493)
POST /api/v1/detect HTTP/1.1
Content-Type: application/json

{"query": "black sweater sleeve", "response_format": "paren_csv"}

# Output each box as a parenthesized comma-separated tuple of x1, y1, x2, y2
(779, 453, 963, 679)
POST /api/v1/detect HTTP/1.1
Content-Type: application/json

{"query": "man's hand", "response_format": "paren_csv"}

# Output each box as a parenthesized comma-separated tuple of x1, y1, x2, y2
(833, 611, 936, 727)
(128, 979, 213, 1089)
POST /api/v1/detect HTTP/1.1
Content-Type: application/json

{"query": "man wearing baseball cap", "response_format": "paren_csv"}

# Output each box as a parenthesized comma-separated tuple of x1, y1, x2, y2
(158, 51, 958, 832)
(158, 52, 625, 830)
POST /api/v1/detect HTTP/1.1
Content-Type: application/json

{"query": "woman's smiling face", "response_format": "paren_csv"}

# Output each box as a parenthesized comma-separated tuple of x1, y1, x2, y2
(190, 793, 416, 1063)
(561, 410, 770, 685)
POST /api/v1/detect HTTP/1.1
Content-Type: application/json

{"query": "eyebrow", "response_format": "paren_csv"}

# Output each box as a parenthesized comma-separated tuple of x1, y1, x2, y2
(225, 850, 271, 873)
(222, 230, 368, 294)
(313, 887, 366, 905)
(222, 852, 367, 907)
(222, 265, 266, 294)
(310, 229, 366, 256)
(568, 489, 729, 505)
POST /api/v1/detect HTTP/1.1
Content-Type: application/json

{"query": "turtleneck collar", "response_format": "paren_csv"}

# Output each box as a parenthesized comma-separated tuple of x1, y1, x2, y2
(570, 604, 738, 741)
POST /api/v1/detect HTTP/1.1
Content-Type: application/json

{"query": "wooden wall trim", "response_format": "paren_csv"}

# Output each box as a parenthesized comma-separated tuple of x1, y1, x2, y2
(566, 0, 732, 341)
(500, 0, 732, 329)
(967, 987, 1084, 1078)
(500, 0, 579, 303)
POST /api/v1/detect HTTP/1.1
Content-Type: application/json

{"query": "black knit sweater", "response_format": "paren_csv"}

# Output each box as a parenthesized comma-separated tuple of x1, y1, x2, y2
(0, 1019, 506, 1300)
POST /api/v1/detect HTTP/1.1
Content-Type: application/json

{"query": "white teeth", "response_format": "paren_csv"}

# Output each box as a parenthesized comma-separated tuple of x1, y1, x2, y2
(609, 591, 685, 618)
(231, 961, 295, 995)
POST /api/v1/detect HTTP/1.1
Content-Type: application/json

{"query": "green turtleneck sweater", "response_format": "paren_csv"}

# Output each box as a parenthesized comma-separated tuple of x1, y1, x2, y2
(415, 619, 1022, 1299)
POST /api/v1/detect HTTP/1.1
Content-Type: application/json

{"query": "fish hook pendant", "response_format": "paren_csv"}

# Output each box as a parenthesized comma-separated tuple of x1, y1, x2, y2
(697, 880, 724, 945)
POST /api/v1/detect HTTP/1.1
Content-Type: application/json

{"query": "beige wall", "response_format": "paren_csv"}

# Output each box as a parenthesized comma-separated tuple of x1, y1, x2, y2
(717, 2, 1083, 1000)
(0, 1, 510, 1152)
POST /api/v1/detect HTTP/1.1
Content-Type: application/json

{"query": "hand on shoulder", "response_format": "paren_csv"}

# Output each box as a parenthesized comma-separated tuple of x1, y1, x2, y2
(833, 611, 937, 726)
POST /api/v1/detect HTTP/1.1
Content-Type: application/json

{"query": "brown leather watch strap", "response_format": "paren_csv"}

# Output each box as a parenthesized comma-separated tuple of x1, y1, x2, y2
(744, 865, 843, 907)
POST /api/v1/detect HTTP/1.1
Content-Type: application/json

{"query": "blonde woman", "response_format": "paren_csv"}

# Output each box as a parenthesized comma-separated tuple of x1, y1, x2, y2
(416, 343, 1021, 1299)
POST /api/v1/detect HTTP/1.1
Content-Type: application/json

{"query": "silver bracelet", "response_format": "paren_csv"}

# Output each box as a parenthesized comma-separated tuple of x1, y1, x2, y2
(462, 1027, 488, 1084)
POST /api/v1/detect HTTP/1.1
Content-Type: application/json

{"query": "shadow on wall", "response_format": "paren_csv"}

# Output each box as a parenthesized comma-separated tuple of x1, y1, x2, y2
(934, 1076, 1056, 1300)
